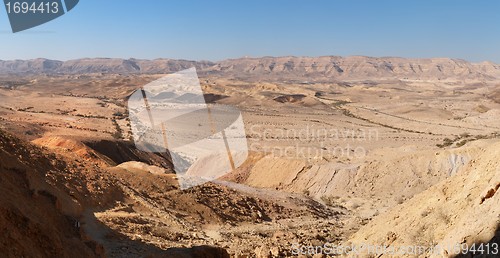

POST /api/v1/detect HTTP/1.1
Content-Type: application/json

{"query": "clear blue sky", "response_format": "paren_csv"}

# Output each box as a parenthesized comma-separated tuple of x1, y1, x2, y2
(0, 0, 499, 62)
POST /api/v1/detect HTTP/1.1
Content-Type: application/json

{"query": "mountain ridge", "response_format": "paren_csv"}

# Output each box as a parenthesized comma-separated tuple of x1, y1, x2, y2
(1, 56, 500, 81)
(0, 58, 215, 75)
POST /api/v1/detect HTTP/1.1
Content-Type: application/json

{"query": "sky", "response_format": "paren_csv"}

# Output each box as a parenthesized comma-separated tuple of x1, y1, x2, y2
(0, 0, 499, 62)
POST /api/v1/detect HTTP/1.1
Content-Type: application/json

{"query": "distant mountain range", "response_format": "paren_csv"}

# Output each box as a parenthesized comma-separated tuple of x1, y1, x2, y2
(0, 58, 214, 75)
(1, 56, 500, 81)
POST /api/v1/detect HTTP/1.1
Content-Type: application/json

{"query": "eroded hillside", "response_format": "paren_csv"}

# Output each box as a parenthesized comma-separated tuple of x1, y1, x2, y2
(348, 139, 500, 258)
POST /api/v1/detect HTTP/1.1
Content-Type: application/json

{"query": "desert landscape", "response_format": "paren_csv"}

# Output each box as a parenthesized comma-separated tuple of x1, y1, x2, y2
(0, 56, 499, 257)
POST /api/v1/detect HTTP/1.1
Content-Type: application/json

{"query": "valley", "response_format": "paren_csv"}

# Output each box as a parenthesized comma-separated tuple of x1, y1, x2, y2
(0, 56, 499, 257)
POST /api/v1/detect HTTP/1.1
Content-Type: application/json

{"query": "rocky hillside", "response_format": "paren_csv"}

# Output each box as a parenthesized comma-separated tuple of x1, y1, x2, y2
(0, 130, 99, 257)
(347, 139, 500, 257)
(0, 130, 236, 257)
(241, 143, 477, 206)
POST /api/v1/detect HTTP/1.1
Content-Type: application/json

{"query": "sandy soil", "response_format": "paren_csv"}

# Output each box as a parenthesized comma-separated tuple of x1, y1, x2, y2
(0, 69, 499, 257)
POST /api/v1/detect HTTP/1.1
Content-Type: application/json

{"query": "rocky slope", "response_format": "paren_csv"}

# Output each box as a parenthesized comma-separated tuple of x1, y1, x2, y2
(347, 139, 500, 257)
(0, 130, 236, 257)
(0, 130, 99, 258)
(240, 144, 479, 207)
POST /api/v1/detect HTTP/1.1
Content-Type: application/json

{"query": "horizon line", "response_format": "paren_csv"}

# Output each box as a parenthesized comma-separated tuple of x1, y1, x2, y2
(0, 55, 497, 65)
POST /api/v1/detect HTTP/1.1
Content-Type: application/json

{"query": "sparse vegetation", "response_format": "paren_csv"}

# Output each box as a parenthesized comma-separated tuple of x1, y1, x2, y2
(437, 132, 500, 148)
(340, 107, 429, 134)
(111, 119, 123, 139)
(113, 111, 125, 118)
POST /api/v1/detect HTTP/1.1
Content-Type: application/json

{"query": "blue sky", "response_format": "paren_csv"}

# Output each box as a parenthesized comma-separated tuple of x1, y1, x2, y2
(0, 0, 499, 62)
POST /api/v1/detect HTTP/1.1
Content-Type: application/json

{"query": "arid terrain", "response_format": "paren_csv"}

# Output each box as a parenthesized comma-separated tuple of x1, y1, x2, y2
(0, 56, 499, 257)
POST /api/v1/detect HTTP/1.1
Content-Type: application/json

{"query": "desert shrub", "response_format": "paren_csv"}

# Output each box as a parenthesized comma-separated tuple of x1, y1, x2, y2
(456, 140, 468, 147)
